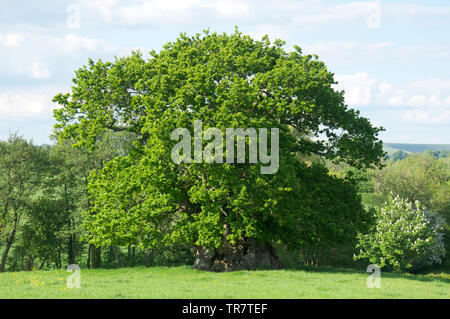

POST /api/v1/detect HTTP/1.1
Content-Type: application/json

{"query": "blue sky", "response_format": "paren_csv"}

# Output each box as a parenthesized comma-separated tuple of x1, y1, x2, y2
(1, 0, 449, 144)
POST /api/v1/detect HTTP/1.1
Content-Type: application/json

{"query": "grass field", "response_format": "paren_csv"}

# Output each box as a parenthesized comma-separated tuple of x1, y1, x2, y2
(0, 266, 449, 299)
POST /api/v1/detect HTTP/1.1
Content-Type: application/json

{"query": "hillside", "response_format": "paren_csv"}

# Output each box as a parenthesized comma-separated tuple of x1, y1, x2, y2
(383, 143, 450, 155)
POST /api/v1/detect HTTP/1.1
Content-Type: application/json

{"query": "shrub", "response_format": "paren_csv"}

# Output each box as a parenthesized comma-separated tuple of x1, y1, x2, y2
(354, 194, 446, 272)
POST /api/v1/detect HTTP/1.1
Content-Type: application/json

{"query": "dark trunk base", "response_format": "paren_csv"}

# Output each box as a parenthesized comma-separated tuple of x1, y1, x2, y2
(193, 239, 283, 272)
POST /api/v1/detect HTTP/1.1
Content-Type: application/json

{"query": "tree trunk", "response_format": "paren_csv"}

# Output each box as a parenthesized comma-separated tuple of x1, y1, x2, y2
(144, 249, 153, 267)
(95, 246, 102, 268)
(108, 246, 114, 266)
(0, 227, 16, 272)
(26, 254, 33, 271)
(73, 234, 78, 261)
(65, 184, 76, 266)
(193, 238, 283, 272)
(144, 249, 148, 267)
(68, 235, 75, 265)
(57, 239, 62, 269)
(90, 244, 96, 268)
(87, 244, 91, 269)
(127, 245, 131, 266)
(113, 246, 120, 267)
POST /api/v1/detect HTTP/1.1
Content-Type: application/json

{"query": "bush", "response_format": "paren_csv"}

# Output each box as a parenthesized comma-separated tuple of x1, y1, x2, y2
(354, 194, 446, 272)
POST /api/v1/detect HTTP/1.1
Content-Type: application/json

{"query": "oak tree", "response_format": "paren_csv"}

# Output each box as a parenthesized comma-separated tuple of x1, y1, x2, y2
(53, 30, 385, 271)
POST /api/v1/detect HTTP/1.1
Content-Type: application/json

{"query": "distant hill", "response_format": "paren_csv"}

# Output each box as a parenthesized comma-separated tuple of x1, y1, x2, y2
(383, 143, 450, 155)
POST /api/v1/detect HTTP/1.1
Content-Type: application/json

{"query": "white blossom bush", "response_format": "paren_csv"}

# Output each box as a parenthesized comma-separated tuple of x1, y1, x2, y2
(354, 194, 446, 272)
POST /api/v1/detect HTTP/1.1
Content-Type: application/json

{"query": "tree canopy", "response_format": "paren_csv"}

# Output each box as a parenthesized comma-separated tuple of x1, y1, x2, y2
(53, 29, 385, 271)
(374, 153, 450, 221)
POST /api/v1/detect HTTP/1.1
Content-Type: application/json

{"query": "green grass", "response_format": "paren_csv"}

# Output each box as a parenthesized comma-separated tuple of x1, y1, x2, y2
(0, 265, 448, 299)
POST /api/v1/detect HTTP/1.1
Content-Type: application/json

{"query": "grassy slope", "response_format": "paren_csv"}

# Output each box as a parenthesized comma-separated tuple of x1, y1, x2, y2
(383, 145, 409, 156)
(0, 266, 448, 299)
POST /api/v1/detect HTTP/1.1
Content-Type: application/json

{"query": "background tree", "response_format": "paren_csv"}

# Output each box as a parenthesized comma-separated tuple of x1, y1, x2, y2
(12, 198, 67, 270)
(0, 134, 47, 272)
(53, 29, 385, 271)
(371, 153, 449, 263)
(355, 194, 446, 272)
(45, 131, 136, 269)
(373, 153, 449, 221)
(390, 150, 410, 161)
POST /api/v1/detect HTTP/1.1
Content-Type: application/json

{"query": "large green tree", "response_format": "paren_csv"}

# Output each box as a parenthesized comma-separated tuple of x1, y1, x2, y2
(53, 30, 384, 271)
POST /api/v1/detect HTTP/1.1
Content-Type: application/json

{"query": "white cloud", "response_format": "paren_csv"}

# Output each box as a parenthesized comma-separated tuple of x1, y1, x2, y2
(116, 0, 201, 24)
(78, 0, 251, 25)
(214, 0, 250, 17)
(410, 78, 450, 95)
(304, 42, 356, 53)
(246, 25, 290, 43)
(404, 108, 450, 125)
(387, 95, 405, 107)
(75, 0, 387, 27)
(302, 41, 450, 68)
(0, 88, 60, 119)
(81, 0, 119, 22)
(30, 61, 50, 79)
(287, 1, 450, 29)
(384, 3, 450, 19)
(289, 1, 379, 27)
(0, 32, 123, 83)
(0, 32, 114, 55)
(333, 72, 450, 126)
(380, 78, 450, 108)
(52, 33, 111, 53)
(377, 82, 391, 95)
(334, 72, 376, 106)
(0, 33, 25, 48)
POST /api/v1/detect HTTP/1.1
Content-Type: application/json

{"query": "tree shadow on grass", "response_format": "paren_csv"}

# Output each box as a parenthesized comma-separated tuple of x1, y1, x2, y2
(381, 271, 450, 285)
(282, 264, 450, 285)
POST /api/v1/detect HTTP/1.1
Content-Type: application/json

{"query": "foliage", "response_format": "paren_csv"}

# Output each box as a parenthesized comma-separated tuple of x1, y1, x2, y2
(52, 29, 385, 261)
(0, 134, 48, 272)
(428, 150, 449, 159)
(355, 194, 446, 272)
(0, 130, 137, 272)
(389, 150, 410, 161)
(373, 153, 450, 223)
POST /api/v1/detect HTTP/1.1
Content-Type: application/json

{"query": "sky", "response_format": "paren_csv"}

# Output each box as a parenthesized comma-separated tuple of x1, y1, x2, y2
(0, 0, 449, 144)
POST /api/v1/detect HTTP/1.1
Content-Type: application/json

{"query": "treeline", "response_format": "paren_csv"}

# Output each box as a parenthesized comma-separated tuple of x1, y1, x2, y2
(0, 132, 449, 272)
(386, 149, 449, 162)
(0, 132, 193, 272)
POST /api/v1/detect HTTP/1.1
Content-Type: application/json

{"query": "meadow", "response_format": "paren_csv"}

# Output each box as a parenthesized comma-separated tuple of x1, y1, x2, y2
(0, 266, 448, 299)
